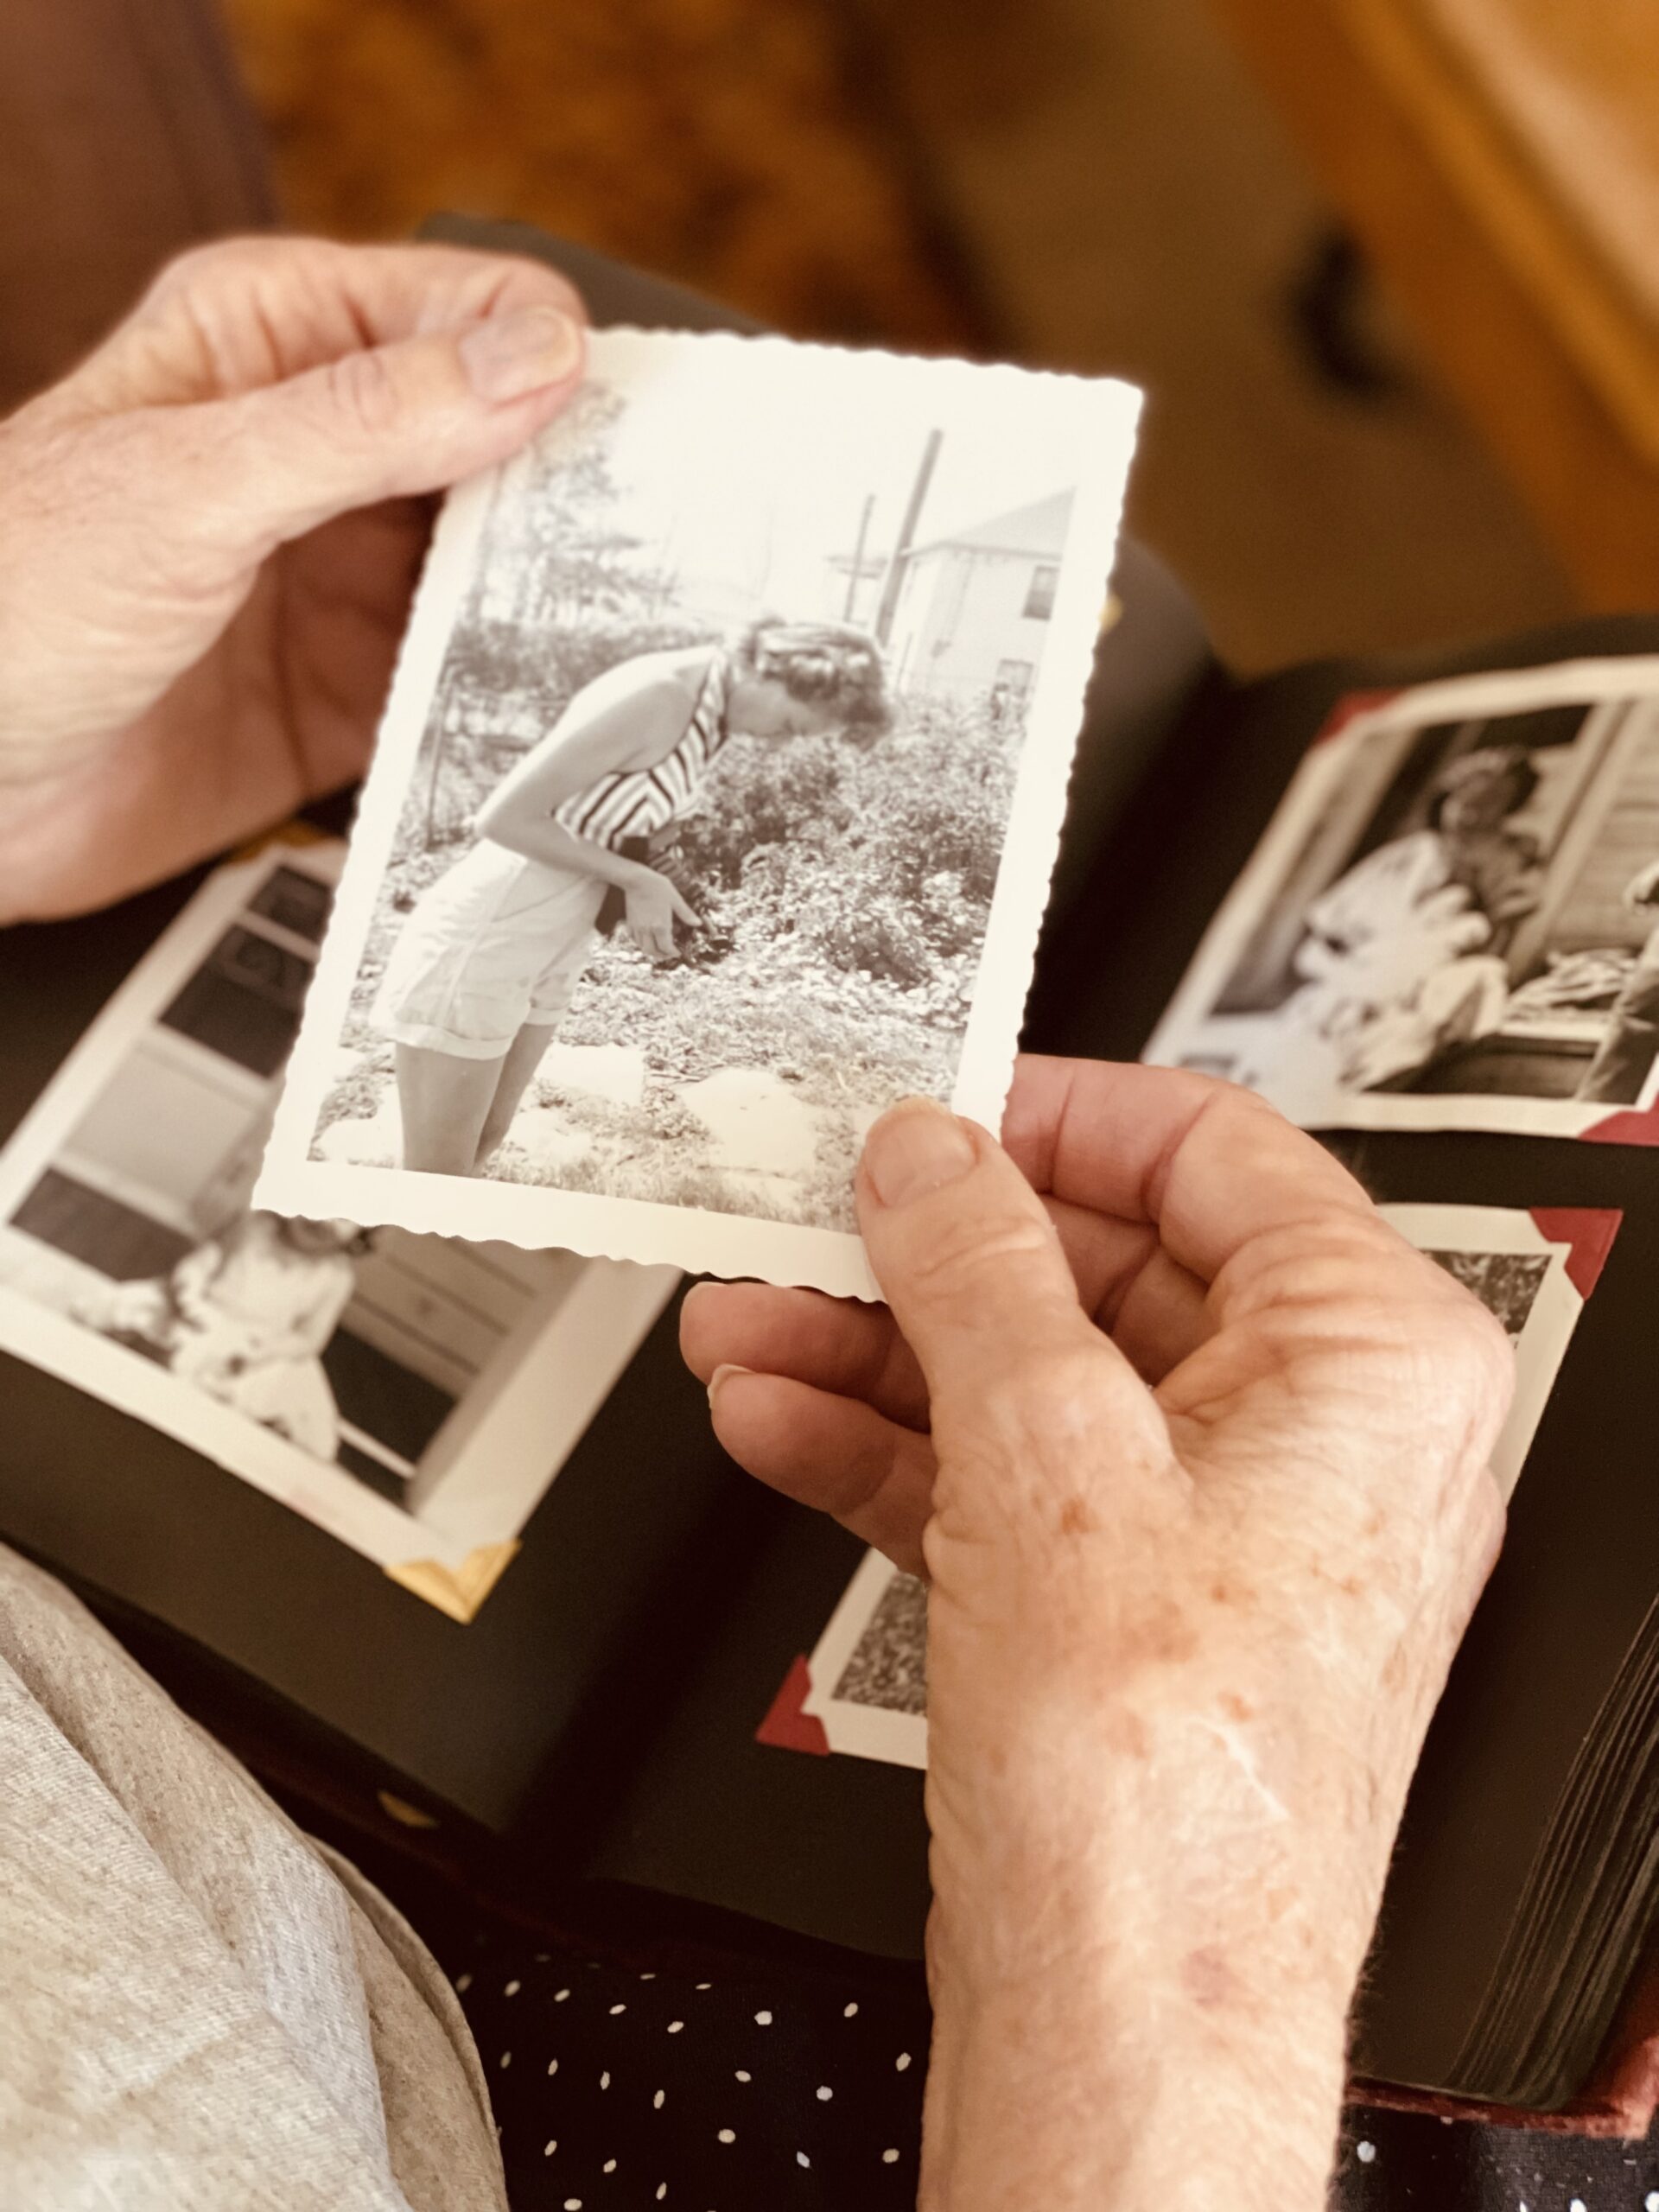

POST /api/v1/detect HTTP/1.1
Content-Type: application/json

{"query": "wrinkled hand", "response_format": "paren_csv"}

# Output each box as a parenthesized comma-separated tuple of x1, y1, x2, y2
(0, 237, 586, 924)
(683, 1058, 1510, 2209)
(626, 872, 700, 961)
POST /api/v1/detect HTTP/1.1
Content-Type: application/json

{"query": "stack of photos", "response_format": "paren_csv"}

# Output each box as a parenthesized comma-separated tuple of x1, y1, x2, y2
(794, 1204, 1618, 1769)
(1147, 658, 1659, 1137)
(255, 328, 1142, 1295)
(0, 836, 677, 1621)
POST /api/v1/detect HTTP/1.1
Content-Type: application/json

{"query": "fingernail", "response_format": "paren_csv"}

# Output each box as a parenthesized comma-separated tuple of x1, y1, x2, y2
(460, 305, 582, 403)
(708, 1361, 753, 1408)
(863, 1096, 976, 1209)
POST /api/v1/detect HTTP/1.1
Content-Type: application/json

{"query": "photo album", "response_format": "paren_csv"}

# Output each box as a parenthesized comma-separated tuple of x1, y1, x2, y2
(10, 298, 1659, 2134)
(0, 831, 676, 1618)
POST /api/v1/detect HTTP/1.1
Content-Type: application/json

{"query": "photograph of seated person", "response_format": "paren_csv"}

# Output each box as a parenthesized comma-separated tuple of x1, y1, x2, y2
(73, 1211, 364, 1459)
(0, 238, 1516, 2211)
(1275, 742, 1544, 1094)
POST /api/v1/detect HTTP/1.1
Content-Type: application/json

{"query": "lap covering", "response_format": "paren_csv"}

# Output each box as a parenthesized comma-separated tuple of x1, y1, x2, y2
(0, 1544, 505, 2212)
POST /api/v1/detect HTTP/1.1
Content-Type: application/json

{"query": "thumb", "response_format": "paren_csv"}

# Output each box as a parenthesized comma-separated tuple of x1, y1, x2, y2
(856, 1096, 1153, 1442)
(194, 302, 585, 555)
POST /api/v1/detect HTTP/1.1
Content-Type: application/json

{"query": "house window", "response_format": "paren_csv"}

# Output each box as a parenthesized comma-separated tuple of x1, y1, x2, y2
(992, 658, 1034, 709)
(1022, 563, 1058, 620)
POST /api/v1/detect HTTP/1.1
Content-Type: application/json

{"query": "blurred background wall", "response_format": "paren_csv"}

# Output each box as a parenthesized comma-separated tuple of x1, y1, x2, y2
(12, 0, 1658, 670)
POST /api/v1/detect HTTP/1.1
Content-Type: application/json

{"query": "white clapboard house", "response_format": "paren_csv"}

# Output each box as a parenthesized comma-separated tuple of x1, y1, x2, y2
(879, 488, 1071, 709)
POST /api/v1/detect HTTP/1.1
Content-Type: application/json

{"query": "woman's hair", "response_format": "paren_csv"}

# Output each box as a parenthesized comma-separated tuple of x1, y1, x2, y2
(1426, 742, 1540, 829)
(734, 618, 892, 738)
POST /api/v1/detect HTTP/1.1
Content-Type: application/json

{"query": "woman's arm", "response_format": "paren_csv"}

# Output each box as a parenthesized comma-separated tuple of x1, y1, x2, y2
(474, 673, 692, 846)
(476, 816, 696, 960)
(474, 673, 702, 955)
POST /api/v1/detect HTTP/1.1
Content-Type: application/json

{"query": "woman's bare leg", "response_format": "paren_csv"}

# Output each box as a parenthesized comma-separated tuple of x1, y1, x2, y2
(474, 1020, 559, 1167)
(395, 1045, 505, 1174)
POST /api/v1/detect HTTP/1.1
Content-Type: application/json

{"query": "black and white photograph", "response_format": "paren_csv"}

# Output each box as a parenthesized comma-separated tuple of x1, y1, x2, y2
(796, 1200, 1613, 1768)
(1380, 1203, 1616, 1503)
(0, 836, 677, 1619)
(1145, 658, 1659, 1140)
(256, 329, 1141, 1293)
(802, 1548, 929, 1770)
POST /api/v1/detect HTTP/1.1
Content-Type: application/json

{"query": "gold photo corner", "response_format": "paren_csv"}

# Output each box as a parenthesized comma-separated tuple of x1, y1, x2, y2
(384, 1541, 522, 1623)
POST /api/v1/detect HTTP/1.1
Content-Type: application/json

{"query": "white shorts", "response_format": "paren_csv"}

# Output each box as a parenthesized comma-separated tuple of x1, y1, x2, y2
(372, 844, 608, 1060)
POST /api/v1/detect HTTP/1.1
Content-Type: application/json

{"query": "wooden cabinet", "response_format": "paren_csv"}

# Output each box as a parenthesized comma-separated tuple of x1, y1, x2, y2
(1209, 0, 1659, 609)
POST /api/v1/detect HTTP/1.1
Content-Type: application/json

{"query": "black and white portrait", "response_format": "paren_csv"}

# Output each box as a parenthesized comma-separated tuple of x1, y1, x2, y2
(1146, 660, 1659, 1140)
(257, 330, 1141, 1293)
(0, 838, 675, 1617)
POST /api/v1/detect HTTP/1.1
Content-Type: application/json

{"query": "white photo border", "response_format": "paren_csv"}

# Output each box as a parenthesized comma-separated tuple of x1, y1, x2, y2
(1143, 657, 1659, 1142)
(256, 327, 1143, 1296)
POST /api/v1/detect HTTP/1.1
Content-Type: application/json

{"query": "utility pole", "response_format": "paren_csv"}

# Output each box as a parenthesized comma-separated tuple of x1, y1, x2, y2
(842, 493, 874, 621)
(873, 428, 942, 647)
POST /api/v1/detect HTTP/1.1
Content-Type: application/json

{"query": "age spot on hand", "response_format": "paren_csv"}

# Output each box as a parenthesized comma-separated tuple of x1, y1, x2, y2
(1103, 1707, 1150, 1759)
(1181, 1945, 1237, 2009)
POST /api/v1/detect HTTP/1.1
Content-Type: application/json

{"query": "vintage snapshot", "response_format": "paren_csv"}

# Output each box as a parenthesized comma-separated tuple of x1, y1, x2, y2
(0, 836, 677, 1621)
(1379, 1202, 1617, 1501)
(1146, 658, 1659, 1140)
(256, 328, 1142, 1294)
(797, 1201, 1612, 1767)
(802, 1546, 929, 1770)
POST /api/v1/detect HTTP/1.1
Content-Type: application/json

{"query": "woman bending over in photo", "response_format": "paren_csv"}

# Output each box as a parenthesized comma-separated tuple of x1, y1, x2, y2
(376, 620, 891, 1174)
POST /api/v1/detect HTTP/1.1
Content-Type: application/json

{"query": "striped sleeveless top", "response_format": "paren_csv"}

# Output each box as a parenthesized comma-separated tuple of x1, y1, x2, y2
(552, 655, 730, 852)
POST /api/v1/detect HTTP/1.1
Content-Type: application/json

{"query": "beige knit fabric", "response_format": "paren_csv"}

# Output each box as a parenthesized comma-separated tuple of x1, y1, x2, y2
(0, 1544, 507, 2212)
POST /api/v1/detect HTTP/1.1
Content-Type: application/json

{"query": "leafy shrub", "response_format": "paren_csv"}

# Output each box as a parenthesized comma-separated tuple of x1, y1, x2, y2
(675, 734, 851, 890)
(668, 693, 1017, 991)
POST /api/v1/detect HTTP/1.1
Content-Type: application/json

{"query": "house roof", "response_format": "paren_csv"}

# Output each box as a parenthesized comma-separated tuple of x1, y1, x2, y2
(909, 487, 1073, 560)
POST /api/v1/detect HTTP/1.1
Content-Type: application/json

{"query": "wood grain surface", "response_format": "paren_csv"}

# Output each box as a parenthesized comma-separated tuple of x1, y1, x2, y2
(218, 0, 990, 349)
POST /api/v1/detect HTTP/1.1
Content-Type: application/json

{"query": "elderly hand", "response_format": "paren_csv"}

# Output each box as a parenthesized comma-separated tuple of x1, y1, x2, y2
(682, 1058, 1510, 2211)
(0, 237, 586, 925)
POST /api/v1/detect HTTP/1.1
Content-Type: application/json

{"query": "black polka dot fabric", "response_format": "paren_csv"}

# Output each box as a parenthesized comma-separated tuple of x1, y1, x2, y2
(445, 1923, 1659, 2209)
(454, 1940, 929, 2210)
(1334, 2101, 1659, 2210)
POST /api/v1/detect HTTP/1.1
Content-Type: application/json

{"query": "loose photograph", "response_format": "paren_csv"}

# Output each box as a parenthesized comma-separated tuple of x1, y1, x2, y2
(1145, 658, 1659, 1140)
(0, 836, 677, 1621)
(256, 329, 1141, 1293)
(791, 1200, 1613, 1768)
